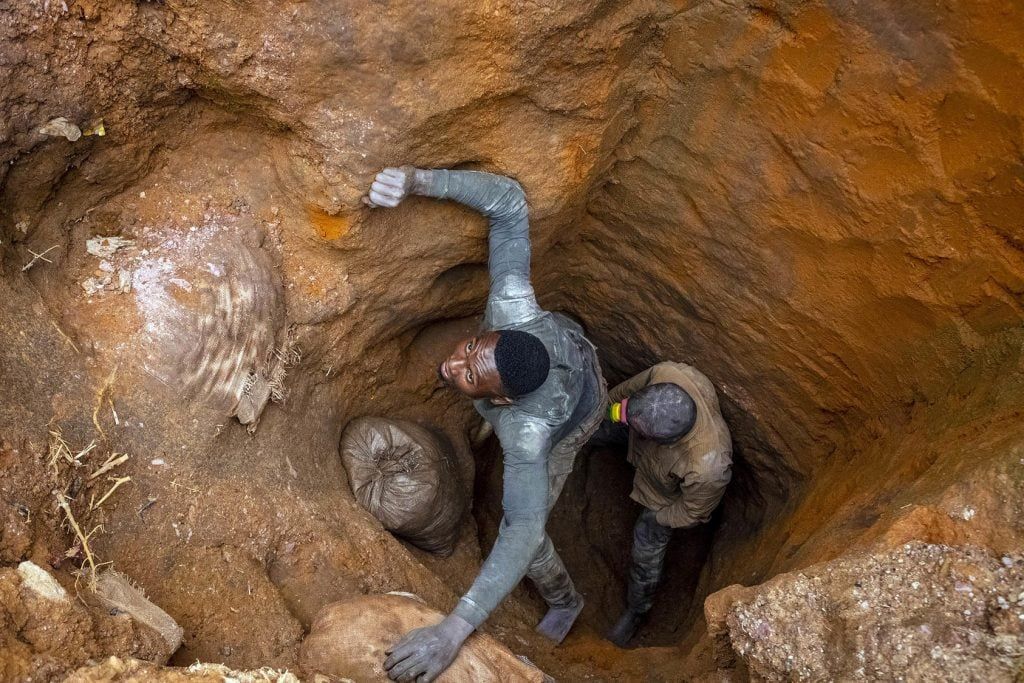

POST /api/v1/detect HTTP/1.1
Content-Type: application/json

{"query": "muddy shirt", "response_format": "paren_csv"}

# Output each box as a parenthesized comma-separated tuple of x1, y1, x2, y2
(609, 362, 732, 529)
(419, 169, 601, 628)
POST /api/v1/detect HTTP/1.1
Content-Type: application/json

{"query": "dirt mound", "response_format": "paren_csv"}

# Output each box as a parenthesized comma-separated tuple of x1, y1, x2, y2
(0, 562, 175, 681)
(67, 657, 299, 682)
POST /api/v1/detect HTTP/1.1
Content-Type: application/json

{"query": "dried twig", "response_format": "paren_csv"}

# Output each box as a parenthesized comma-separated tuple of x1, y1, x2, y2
(50, 321, 80, 353)
(88, 452, 129, 481)
(90, 476, 131, 511)
(170, 479, 199, 494)
(22, 244, 59, 272)
(55, 491, 98, 588)
(137, 497, 157, 519)
(47, 431, 96, 479)
(92, 366, 118, 435)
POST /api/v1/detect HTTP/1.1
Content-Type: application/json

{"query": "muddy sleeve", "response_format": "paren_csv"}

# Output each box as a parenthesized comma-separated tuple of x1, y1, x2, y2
(417, 170, 542, 328)
(608, 367, 656, 403)
(451, 418, 552, 627)
(654, 451, 732, 528)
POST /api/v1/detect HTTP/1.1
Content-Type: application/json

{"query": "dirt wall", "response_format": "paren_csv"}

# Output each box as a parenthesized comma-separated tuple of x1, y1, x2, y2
(2, 0, 1023, 680)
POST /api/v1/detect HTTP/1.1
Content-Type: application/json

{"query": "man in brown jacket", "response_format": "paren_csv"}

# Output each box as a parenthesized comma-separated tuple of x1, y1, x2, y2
(596, 361, 732, 646)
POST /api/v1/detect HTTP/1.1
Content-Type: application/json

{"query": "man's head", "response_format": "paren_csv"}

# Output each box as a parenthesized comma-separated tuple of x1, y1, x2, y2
(438, 330, 550, 402)
(611, 382, 696, 444)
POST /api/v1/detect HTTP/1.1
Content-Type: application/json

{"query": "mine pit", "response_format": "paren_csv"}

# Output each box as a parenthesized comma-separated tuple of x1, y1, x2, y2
(2, 1, 1024, 681)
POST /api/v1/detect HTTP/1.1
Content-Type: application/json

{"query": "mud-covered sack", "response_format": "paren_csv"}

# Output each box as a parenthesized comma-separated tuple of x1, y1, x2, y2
(341, 417, 465, 555)
(300, 593, 549, 682)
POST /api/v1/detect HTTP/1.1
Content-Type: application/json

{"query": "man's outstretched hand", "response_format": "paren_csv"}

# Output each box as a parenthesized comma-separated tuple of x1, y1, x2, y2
(363, 166, 421, 208)
(384, 613, 474, 682)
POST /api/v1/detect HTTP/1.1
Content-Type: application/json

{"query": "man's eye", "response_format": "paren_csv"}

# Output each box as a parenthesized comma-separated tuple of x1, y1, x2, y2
(467, 340, 474, 352)
(467, 370, 474, 383)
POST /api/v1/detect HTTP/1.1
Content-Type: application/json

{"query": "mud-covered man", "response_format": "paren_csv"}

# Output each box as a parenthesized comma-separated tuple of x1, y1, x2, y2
(364, 167, 606, 682)
(596, 362, 732, 646)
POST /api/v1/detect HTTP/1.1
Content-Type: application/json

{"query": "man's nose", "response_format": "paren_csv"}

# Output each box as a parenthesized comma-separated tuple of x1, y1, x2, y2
(448, 353, 466, 373)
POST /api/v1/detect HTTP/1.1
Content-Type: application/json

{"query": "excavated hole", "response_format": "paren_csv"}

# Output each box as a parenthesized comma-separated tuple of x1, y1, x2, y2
(459, 313, 784, 649)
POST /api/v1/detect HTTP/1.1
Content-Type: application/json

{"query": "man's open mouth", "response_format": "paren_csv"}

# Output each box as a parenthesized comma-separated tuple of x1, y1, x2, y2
(438, 361, 450, 383)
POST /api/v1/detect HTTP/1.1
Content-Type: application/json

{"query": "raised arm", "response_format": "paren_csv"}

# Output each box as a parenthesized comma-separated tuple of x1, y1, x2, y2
(365, 167, 542, 327)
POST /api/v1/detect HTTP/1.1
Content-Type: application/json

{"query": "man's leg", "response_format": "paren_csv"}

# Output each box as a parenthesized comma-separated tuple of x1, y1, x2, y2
(531, 345, 608, 642)
(529, 470, 584, 643)
(608, 508, 673, 647)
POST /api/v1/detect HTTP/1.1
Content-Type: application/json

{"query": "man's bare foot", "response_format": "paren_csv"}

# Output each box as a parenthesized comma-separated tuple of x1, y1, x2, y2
(535, 594, 584, 643)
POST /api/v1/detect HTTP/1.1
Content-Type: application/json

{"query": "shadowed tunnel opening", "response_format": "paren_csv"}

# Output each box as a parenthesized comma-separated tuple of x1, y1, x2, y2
(403, 307, 794, 650)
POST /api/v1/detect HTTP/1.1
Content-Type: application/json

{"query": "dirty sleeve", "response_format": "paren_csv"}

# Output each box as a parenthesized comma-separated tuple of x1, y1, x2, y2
(451, 417, 552, 627)
(653, 450, 732, 528)
(419, 170, 542, 328)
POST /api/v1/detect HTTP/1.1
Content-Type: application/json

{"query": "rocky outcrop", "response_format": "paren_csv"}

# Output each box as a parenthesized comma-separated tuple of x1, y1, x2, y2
(706, 543, 1024, 680)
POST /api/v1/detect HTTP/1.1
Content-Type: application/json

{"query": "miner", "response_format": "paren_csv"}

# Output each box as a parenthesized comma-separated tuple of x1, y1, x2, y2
(596, 362, 732, 646)
(364, 167, 606, 682)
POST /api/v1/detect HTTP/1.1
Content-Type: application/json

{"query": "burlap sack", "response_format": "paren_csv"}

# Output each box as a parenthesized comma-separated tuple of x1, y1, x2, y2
(299, 594, 548, 682)
(340, 418, 465, 555)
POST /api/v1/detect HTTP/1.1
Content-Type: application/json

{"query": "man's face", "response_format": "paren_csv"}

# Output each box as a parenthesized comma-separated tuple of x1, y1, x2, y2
(438, 332, 506, 400)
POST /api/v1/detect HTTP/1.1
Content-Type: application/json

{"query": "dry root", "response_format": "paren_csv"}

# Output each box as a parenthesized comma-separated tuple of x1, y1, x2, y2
(89, 452, 129, 481)
(55, 491, 101, 589)
(47, 430, 96, 480)
(90, 476, 131, 512)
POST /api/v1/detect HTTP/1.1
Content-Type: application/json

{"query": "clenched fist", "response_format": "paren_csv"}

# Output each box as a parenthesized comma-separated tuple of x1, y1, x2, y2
(363, 166, 426, 208)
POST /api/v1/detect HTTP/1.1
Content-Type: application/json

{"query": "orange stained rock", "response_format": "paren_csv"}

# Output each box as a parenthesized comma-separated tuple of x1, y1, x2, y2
(307, 207, 352, 241)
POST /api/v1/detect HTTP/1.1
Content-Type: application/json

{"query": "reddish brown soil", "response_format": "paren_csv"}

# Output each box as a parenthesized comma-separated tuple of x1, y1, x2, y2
(2, 0, 1023, 681)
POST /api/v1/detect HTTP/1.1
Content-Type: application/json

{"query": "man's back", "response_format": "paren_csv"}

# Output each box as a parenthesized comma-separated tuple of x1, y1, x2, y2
(615, 361, 732, 528)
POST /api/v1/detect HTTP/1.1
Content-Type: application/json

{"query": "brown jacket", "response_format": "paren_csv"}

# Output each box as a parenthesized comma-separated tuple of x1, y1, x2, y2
(609, 362, 732, 528)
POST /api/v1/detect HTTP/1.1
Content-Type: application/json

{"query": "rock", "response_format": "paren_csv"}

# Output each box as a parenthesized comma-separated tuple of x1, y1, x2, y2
(0, 564, 172, 680)
(66, 656, 300, 682)
(712, 543, 1024, 681)
(39, 117, 82, 142)
(93, 570, 184, 655)
(86, 236, 135, 259)
(17, 561, 69, 602)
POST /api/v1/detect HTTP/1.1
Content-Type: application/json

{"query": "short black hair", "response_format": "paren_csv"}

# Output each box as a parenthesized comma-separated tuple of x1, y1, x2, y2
(629, 382, 697, 444)
(494, 330, 550, 397)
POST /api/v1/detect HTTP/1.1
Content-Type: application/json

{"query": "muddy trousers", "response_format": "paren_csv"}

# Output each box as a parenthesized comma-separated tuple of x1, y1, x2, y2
(625, 509, 674, 614)
(526, 378, 607, 610)
(522, 469, 578, 609)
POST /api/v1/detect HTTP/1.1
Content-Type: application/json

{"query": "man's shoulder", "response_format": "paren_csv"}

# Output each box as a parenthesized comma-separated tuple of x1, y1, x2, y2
(653, 362, 716, 395)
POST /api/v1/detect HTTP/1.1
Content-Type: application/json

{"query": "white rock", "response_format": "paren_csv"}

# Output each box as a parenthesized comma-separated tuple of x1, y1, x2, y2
(17, 561, 69, 602)
(86, 236, 135, 258)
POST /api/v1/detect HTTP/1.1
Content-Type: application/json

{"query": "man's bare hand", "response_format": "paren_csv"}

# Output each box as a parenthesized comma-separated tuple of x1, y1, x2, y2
(363, 167, 416, 208)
